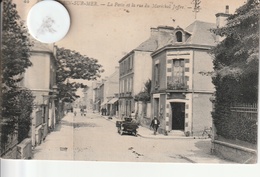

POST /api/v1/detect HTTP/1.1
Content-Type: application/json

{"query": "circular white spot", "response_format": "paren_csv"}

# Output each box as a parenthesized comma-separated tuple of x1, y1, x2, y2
(27, 1, 70, 43)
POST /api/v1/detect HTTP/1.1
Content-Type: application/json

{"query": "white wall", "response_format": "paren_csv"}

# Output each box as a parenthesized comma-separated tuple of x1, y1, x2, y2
(23, 53, 50, 90)
(133, 51, 152, 95)
(193, 50, 214, 92)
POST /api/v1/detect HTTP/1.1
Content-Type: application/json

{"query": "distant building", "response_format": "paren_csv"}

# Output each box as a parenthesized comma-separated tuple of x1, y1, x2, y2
(118, 26, 175, 118)
(92, 81, 102, 113)
(150, 21, 216, 136)
(100, 67, 119, 116)
(82, 86, 93, 111)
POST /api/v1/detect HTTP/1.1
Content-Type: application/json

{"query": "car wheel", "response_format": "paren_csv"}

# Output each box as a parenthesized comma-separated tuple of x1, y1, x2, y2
(120, 130, 123, 135)
(134, 132, 138, 137)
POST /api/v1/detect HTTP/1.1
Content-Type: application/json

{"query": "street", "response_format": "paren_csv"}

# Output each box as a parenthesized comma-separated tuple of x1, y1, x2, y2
(32, 111, 232, 163)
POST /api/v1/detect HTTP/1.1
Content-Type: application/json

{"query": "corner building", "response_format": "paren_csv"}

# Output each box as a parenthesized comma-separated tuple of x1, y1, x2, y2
(151, 21, 216, 136)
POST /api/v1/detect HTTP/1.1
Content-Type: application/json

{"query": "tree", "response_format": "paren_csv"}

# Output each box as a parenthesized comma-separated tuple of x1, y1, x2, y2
(17, 90, 34, 142)
(134, 79, 151, 103)
(211, 0, 259, 103)
(55, 47, 104, 102)
(2, 0, 32, 88)
(210, 0, 259, 142)
(1, 0, 34, 149)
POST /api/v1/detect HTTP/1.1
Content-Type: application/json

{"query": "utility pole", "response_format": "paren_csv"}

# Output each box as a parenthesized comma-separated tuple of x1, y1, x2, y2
(192, 0, 201, 19)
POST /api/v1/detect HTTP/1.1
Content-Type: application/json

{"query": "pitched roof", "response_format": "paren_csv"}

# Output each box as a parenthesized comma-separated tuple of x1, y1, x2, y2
(136, 21, 216, 53)
(184, 20, 216, 46)
(119, 26, 175, 62)
(135, 26, 175, 51)
(135, 35, 158, 51)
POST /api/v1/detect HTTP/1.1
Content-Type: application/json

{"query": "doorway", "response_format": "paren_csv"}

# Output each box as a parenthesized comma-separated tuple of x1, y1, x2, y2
(153, 98, 159, 118)
(171, 102, 185, 130)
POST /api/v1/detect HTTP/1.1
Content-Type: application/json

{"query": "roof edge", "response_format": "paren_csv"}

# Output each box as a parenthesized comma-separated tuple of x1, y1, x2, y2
(118, 50, 135, 63)
(151, 44, 214, 57)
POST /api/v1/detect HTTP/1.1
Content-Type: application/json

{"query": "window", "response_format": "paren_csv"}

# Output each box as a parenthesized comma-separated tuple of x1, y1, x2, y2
(129, 56, 133, 69)
(128, 58, 130, 71)
(122, 80, 125, 93)
(126, 78, 129, 92)
(119, 80, 122, 93)
(129, 77, 132, 92)
(171, 59, 185, 88)
(176, 31, 183, 42)
(155, 63, 160, 86)
(120, 63, 123, 76)
(127, 57, 129, 71)
(129, 77, 133, 92)
(121, 62, 124, 75)
(124, 78, 127, 93)
(124, 60, 127, 73)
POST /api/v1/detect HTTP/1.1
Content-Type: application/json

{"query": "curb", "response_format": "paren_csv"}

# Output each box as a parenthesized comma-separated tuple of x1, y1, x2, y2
(137, 133, 196, 140)
(100, 115, 211, 140)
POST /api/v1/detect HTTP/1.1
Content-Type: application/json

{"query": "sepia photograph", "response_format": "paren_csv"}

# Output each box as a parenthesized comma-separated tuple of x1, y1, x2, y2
(0, 0, 259, 171)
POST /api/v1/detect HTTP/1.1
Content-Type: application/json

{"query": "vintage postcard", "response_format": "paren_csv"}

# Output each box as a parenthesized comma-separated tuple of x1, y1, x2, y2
(0, 0, 258, 170)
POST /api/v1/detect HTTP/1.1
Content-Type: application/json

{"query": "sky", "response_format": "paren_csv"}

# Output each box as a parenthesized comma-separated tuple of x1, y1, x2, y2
(58, 0, 246, 78)
(14, 0, 246, 80)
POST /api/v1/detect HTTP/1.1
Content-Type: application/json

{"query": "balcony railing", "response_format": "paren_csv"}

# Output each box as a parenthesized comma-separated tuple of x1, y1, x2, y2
(167, 81, 188, 90)
(119, 92, 132, 97)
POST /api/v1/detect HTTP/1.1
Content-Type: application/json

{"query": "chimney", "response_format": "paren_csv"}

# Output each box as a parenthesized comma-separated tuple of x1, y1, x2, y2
(150, 27, 159, 37)
(225, 5, 229, 14)
(215, 5, 230, 42)
(157, 26, 174, 48)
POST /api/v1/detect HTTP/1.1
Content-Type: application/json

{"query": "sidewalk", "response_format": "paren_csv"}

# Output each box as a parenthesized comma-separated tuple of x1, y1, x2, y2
(101, 115, 234, 164)
(32, 113, 74, 160)
(102, 115, 202, 140)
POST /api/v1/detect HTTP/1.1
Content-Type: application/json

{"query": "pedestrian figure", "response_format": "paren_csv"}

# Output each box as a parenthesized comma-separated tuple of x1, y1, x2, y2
(150, 116, 160, 135)
(80, 108, 84, 116)
(101, 108, 104, 115)
(104, 108, 107, 116)
(74, 111, 77, 116)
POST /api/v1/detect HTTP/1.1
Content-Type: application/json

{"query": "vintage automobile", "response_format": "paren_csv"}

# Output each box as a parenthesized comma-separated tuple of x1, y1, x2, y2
(116, 117, 139, 136)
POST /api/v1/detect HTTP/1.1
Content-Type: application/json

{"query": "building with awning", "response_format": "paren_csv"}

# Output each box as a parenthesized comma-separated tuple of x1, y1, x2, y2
(108, 97, 118, 104)
(102, 67, 119, 116)
(107, 97, 119, 116)
(101, 98, 109, 108)
(91, 67, 119, 115)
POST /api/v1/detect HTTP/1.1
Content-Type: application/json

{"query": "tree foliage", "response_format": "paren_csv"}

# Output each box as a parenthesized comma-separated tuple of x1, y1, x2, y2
(210, 0, 259, 142)
(134, 79, 151, 103)
(2, 0, 32, 88)
(55, 47, 104, 102)
(1, 0, 34, 148)
(211, 0, 259, 103)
